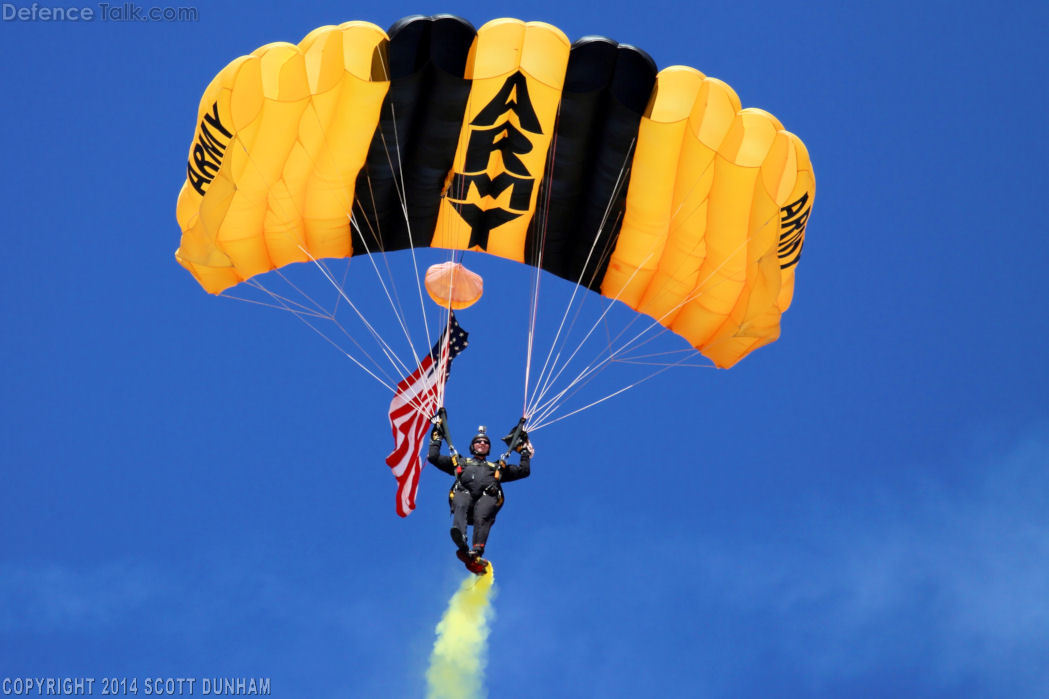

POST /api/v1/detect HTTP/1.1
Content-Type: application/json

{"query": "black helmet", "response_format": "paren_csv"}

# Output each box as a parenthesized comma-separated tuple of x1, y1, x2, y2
(469, 426, 491, 455)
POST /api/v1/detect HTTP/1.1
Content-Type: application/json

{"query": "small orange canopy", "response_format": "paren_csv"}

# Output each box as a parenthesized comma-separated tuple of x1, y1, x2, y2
(424, 261, 483, 310)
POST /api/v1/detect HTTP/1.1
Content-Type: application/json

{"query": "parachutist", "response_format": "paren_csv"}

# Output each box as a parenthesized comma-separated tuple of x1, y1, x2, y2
(429, 422, 533, 574)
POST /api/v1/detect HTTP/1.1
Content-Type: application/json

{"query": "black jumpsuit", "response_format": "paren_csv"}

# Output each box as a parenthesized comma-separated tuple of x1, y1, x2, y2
(428, 440, 531, 552)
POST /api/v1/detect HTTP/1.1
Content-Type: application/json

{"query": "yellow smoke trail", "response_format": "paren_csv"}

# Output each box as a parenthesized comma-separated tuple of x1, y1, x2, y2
(426, 564, 496, 699)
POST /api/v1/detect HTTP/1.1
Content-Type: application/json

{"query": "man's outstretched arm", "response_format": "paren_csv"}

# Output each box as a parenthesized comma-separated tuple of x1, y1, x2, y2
(427, 429, 457, 475)
(499, 443, 532, 482)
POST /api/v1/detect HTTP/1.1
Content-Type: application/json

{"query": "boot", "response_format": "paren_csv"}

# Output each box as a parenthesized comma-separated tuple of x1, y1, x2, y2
(450, 527, 469, 553)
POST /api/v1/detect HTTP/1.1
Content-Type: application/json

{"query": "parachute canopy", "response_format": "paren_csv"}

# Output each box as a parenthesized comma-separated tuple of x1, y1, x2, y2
(175, 15, 814, 368)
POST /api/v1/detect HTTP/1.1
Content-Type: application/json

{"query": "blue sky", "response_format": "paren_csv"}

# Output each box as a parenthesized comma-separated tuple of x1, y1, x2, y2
(2, 0, 1047, 696)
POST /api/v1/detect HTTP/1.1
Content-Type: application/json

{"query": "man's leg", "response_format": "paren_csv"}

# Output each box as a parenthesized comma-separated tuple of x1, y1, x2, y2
(450, 495, 472, 552)
(470, 494, 502, 556)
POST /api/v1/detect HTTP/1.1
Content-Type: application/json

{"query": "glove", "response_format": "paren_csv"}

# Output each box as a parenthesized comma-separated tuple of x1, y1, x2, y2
(517, 440, 534, 456)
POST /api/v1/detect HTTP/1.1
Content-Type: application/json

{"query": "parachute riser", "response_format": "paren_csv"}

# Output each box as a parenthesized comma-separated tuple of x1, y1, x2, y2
(497, 417, 529, 468)
(431, 406, 460, 467)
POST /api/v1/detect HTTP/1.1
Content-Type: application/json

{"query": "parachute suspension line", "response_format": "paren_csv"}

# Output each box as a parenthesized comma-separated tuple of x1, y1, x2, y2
(385, 107, 412, 227)
(294, 93, 392, 329)
(218, 291, 330, 319)
(196, 55, 421, 413)
(569, 142, 717, 329)
(314, 248, 425, 388)
(349, 179, 399, 313)
(529, 239, 747, 424)
(430, 86, 481, 408)
(264, 261, 433, 420)
(245, 278, 419, 392)
(434, 81, 478, 257)
(599, 319, 672, 363)
(297, 245, 416, 379)
(540, 205, 628, 379)
(221, 94, 422, 394)
(291, 64, 425, 388)
(688, 207, 780, 349)
(301, 103, 426, 393)
(267, 264, 407, 363)
(524, 140, 636, 418)
(524, 251, 658, 426)
(522, 239, 549, 416)
(526, 353, 606, 430)
(583, 208, 625, 290)
(418, 80, 474, 413)
(330, 257, 352, 317)
(342, 210, 428, 376)
(522, 108, 563, 417)
(557, 149, 725, 372)
(270, 268, 334, 317)
(218, 135, 389, 358)
(373, 47, 411, 231)
(665, 154, 718, 230)
(330, 107, 427, 377)
(353, 177, 384, 249)
(529, 225, 765, 425)
(430, 245, 462, 410)
(528, 154, 633, 413)
(429, 85, 489, 413)
(438, 315, 455, 409)
(611, 357, 713, 368)
(521, 234, 541, 415)
(354, 174, 417, 339)
(243, 279, 398, 394)
(559, 150, 723, 360)
(581, 139, 636, 286)
(615, 348, 700, 361)
(527, 335, 717, 430)
(529, 204, 628, 401)
(530, 220, 625, 407)
(522, 237, 545, 416)
(383, 102, 432, 354)
(435, 256, 458, 410)
(520, 118, 563, 415)
(566, 147, 721, 357)
(532, 149, 753, 424)
(528, 352, 700, 433)
(222, 280, 329, 319)
(378, 102, 434, 363)
(427, 72, 480, 413)
(529, 233, 750, 425)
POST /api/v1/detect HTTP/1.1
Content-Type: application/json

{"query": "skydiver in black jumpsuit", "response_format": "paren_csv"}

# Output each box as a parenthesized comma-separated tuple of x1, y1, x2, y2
(428, 425, 532, 562)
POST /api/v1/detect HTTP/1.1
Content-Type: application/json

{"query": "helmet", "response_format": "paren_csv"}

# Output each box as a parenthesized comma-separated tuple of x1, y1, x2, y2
(469, 426, 491, 455)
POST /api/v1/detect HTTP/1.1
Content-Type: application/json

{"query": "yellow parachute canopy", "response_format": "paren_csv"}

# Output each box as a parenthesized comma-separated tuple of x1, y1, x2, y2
(175, 15, 814, 368)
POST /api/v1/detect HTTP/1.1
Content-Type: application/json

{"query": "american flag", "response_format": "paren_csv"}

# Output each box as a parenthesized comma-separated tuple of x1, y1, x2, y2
(385, 313, 469, 517)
